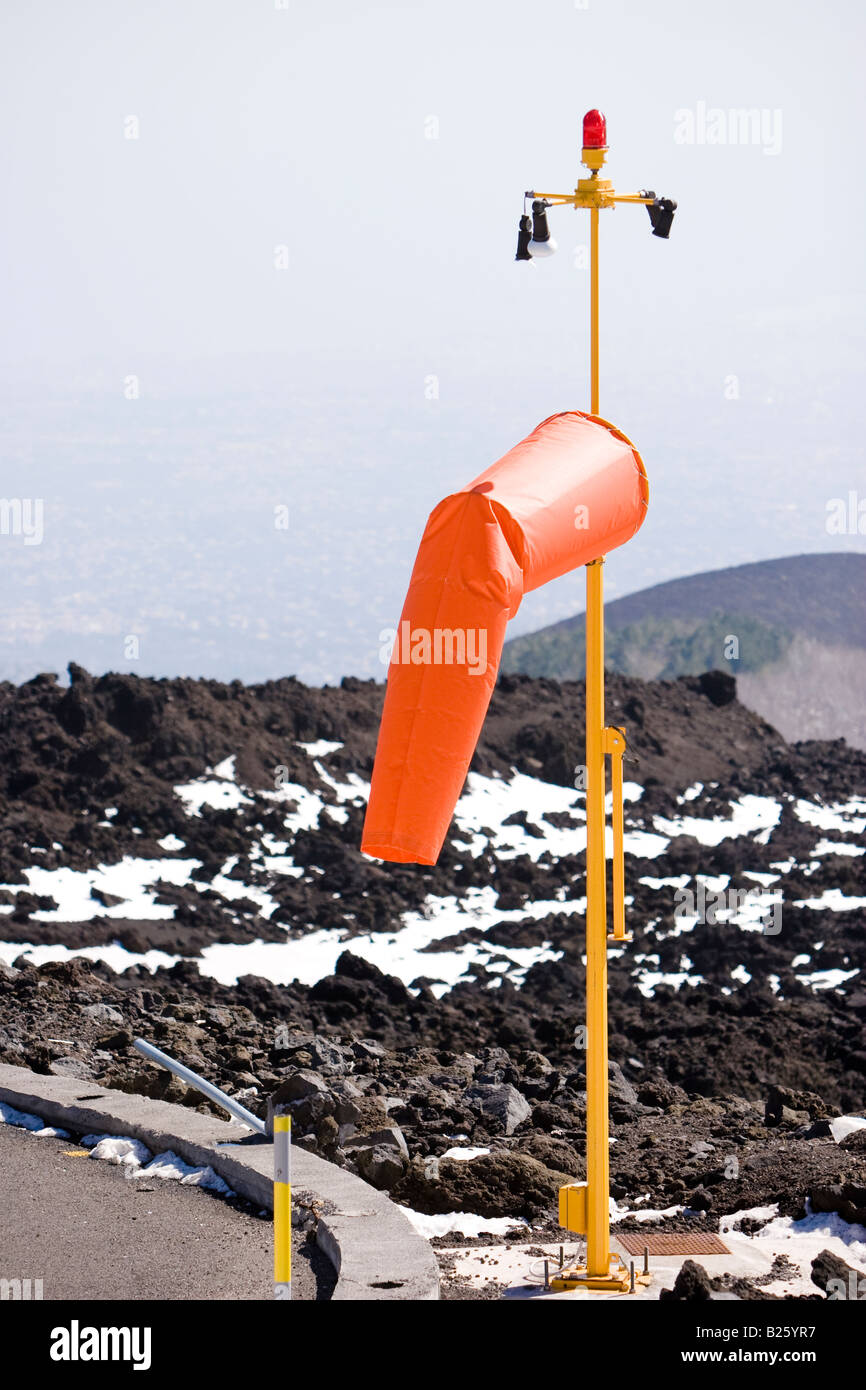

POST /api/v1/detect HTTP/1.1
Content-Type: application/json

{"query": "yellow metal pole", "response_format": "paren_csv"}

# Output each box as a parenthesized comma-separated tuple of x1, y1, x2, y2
(590, 206, 599, 415)
(584, 197, 610, 1280)
(274, 1110, 292, 1299)
(585, 556, 609, 1278)
(547, 122, 667, 1292)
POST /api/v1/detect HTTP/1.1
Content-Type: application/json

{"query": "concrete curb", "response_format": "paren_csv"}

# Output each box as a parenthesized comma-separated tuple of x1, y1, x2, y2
(0, 1063, 439, 1302)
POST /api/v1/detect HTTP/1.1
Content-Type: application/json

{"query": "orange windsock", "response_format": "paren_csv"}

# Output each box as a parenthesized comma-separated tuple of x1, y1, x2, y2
(361, 411, 648, 865)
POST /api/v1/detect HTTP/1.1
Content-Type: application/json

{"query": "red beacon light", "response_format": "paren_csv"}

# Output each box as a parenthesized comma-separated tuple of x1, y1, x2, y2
(582, 109, 607, 150)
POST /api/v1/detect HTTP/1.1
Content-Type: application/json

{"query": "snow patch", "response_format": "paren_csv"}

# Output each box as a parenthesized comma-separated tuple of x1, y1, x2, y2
(794, 967, 859, 991)
(719, 1204, 779, 1232)
(89, 1136, 152, 1168)
(157, 833, 186, 852)
(794, 799, 866, 835)
(0, 1107, 70, 1141)
(197, 889, 563, 995)
(654, 795, 781, 847)
(134, 1149, 233, 1194)
(174, 757, 253, 815)
(793, 888, 866, 912)
(400, 1206, 527, 1239)
(812, 839, 865, 858)
(0, 940, 179, 974)
(830, 1115, 866, 1144)
(0, 1102, 50, 1131)
(611, 1201, 685, 1223)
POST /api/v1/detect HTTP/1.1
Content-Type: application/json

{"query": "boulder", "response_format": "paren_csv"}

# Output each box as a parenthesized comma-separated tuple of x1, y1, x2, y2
(45, 1061, 97, 1084)
(659, 1259, 713, 1301)
(224, 1045, 253, 1069)
(305, 1035, 351, 1073)
(329, 1077, 364, 1125)
(687, 1186, 714, 1212)
(608, 1061, 639, 1107)
(267, 1072, 334, 1135)
(315, 1115, 340, 1150)
(697, 670, 736, 707)
(463, 1082, 531, 1135)
(811, 1248, 864, 1298)
(796, 1119, 833, 1140)
(518, 1133, 583, 1175)
(354, 1144, 406, 1191)
(394, 1150, 571, 1219)
(81, 1003, 124, 1026)
(275, 1069, 329, 1101)
(343, 1124, 409, 1160)
(531, 1101, 577, 1132)
(48, 1056, 98, 1081)
(765, 1085, 836, 1126)
(637, 1076, 689, 1110)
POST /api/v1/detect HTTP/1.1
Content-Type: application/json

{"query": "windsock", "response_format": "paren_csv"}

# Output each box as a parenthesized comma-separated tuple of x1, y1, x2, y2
(361, 411, 648, 865)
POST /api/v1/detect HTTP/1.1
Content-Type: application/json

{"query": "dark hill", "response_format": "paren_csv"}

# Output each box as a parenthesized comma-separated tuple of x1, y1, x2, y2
(502, 553, 866, 748)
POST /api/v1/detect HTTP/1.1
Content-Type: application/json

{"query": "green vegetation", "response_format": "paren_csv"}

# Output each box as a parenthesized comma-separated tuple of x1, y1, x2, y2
(502, 611, 794, 680)
(501, 553, 866, 682)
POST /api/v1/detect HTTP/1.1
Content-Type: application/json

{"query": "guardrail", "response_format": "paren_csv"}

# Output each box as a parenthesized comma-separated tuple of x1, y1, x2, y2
(132, 1038, 266, 1134)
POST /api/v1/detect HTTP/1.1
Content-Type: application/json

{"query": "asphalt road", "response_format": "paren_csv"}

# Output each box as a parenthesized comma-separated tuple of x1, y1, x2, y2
(0, 1122, 331, 1300)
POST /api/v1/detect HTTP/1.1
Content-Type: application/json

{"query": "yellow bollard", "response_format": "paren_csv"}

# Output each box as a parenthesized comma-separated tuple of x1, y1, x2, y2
(273, 1109, 291, 1300)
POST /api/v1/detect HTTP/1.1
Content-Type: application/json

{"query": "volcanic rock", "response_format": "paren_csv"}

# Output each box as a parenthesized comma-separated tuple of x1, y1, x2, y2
(463, 1083, 531, 1135)
(811, 1248, 864, 1297)
(659, 1259, 713, 1301)
(394, 1151, 572, 1219)
(81, 1003, 124, 1026)
(354, 1145, 406, 1190)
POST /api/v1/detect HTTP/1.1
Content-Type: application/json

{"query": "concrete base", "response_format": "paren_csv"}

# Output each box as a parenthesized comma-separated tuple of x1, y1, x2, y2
(551, 1254, 650, 1292)
(438, 1224, 866, 1300)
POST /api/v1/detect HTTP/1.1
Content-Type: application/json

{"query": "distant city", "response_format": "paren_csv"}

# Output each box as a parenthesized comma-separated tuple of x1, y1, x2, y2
(1, 354, 863, 689)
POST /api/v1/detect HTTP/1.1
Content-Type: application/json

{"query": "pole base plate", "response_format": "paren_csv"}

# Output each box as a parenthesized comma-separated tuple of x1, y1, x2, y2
(550, 1256, 651, 1294)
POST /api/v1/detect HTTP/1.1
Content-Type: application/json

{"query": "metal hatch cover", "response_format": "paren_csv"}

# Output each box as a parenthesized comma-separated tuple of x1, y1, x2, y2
(616, 1233, 731, 1256)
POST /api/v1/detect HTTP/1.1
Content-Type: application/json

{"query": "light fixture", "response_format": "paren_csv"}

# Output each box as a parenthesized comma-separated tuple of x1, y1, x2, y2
(528, 199, 557, 257)
(515, 213, 533, 261)
(639, 189, 677, 239)
(582, 108, 607, 149)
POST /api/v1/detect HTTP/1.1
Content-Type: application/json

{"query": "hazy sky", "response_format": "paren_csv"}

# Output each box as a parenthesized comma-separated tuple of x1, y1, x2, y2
(1, 1, 864, 684)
